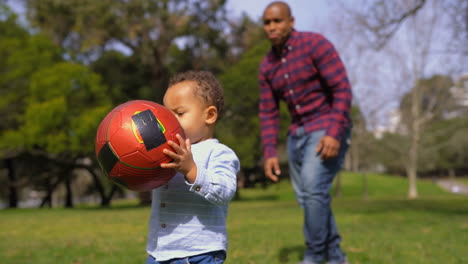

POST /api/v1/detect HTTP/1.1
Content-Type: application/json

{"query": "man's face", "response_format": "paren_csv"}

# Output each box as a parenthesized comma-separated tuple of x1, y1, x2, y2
(262, 4, 294, 47)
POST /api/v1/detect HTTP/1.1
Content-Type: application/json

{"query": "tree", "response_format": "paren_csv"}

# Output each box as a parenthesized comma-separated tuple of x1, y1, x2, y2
(324, 2, 404, 199)
(418, 76, 468, 176)
(21, 0, 247, 205)
(421, 117, 468, 176)
(337, 0, 466, 198)
(218, 39, 291, 189)
(0, 4, 63, 207)
(343, 0, 467, 55)
(324, 3, 392, 173)
(90, 50, 153, 105)
(398, 75, 455, 185)
(18, 62, 113, 207)
(217, 41, 267, 189)
(0, 12, 115, 207)
(24, 0, 235, 103)
(346, 106, 368, 171)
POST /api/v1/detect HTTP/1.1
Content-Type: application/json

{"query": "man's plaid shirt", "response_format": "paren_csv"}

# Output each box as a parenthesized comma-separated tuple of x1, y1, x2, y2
(259, 30, 352, 159)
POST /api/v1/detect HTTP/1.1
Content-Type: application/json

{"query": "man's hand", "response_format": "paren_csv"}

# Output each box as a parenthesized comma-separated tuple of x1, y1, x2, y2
(315, 135, 340, 160)
(161, 134, 197, 183)
(264, 157, 281, 182)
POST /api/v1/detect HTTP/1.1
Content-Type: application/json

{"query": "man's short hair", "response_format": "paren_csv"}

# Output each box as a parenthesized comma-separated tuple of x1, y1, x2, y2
(265, 1, 292, 16)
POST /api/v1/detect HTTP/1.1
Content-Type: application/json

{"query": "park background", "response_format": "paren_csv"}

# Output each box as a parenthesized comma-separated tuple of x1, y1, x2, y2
(0, 0, 467, 263)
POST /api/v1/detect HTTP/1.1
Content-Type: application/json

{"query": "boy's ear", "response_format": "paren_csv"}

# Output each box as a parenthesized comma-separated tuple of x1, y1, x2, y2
(204, 105, 218, 125)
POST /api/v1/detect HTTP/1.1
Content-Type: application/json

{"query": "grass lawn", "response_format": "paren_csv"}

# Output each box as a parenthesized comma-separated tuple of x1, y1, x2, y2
(454, 176, 468, 186)
(0, 172, 467, 264)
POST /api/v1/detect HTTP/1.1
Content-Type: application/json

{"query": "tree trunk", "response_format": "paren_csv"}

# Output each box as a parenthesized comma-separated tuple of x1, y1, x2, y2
(64, 174, 73, 208)
(83, 165, 118, 207)
(6, 159, 18, 208)
(344, 151, 352, 171)
(407, 83, 421, 199)
(40, 177, 57, 208)
(234, 170, 246, 201)
(352, 142, 360, 172)
(101, 184, 118, 207)
(362, 172, 368, 200)
(448, 168, 456, 181)
(150, 48, 169, 103)
(334, 173, 342, 197)
(407, 137, 419, 199)
(407, 165, 418, 199)
(138, 191, 152, 205)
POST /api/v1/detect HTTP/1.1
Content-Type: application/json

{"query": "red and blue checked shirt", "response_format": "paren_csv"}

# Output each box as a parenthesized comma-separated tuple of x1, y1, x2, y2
(259, 30, 352, 159)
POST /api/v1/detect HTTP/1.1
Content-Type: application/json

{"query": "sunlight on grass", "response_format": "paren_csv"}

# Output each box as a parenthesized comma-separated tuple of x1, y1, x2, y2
(0, 172, 467, 264)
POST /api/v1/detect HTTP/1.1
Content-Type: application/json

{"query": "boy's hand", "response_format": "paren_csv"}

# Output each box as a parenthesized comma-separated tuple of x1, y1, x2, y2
(161, 134, 197, 183)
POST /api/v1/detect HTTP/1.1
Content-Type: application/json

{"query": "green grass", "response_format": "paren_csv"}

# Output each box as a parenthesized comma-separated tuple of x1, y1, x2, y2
(454, 176, 468, 186)
(1, 172, 467, 264)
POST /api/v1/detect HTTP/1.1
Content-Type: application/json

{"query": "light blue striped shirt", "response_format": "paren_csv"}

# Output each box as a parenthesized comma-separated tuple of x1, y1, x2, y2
(146, 138, 240, 261)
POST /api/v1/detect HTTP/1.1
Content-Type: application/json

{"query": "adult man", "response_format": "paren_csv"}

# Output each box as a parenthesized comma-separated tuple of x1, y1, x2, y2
(258, 2, 352, 264)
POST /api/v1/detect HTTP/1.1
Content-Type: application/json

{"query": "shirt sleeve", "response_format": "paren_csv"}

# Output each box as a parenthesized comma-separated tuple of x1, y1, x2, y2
(258, 63, 280, 159)
(313, 34, 352, 141)
(188, 145, 239, 205)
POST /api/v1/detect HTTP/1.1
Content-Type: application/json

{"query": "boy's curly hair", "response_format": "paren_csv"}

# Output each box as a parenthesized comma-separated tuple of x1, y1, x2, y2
(169, 71, 225, 119)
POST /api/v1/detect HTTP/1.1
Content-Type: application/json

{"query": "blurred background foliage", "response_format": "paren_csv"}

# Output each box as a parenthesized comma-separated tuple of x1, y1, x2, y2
(0, 0, 467, 208)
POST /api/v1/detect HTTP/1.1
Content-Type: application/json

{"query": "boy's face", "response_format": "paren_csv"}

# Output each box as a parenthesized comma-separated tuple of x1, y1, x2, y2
(163, 81, 211, 144)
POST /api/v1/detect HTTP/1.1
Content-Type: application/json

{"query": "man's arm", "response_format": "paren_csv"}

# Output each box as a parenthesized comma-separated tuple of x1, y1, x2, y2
(313, 34, 352, 159)
(259, 65, 281, 180)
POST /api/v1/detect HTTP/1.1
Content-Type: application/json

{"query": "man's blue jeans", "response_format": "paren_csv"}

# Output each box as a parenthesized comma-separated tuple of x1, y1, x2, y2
(145, 250, 226, 264)
(287, 128, 350, 264)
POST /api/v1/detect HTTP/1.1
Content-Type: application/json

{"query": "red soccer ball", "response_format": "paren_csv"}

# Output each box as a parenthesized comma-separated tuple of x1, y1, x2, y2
(95, 100, 184, 191)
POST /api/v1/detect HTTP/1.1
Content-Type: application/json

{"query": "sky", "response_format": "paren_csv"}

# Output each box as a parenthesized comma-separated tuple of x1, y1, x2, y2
(225, 0, 331, 32)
